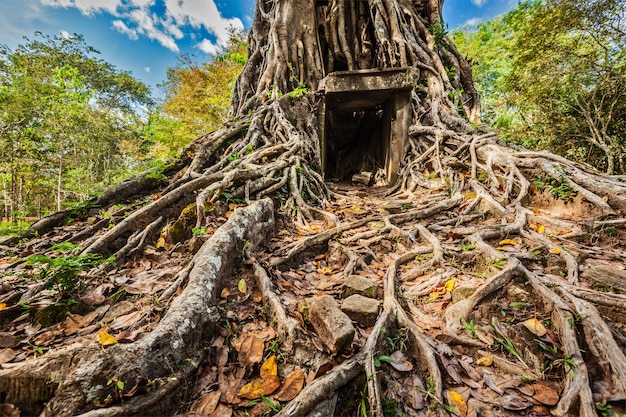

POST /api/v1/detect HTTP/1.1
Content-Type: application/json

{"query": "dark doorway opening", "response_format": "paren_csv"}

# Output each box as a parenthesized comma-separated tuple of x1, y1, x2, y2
(324, 94, 392, 183)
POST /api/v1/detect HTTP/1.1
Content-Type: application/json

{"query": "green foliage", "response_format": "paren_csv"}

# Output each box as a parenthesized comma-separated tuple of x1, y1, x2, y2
(0, 32, 153, 218)
(27, 253, 113, 299)
(452, 0, 626, 173)
(159, 28, 247, 140)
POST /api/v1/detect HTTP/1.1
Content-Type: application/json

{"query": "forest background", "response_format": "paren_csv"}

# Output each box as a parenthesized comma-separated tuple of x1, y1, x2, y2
(1, 0, 624, 235)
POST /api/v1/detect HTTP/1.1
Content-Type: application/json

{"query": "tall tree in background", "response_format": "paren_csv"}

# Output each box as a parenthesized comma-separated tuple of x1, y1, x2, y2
(453, 0, 626, 173)
(0, 33, 152, 222)
(140, 29, 248, 161)
(2, 1, 626, 417)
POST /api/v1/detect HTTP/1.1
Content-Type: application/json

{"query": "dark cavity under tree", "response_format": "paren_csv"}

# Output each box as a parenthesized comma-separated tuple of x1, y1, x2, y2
(2, 0, 626, 416)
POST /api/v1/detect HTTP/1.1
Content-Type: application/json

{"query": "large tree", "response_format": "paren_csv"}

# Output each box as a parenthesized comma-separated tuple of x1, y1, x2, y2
(1, 1, 626, 417)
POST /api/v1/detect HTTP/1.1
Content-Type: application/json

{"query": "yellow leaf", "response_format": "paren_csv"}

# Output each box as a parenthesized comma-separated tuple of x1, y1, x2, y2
(0, 303, 7, 310)
(476, 355, 493, 367)
(321, 267, 333, 275)
(447, 390, 467, 416)
(462, 191, 477, 199)
(237, 375, 281, 400)
(352, 205, 361, 212)
(155, 237, 165, 249)
(522, 318, 547, 337)
(549, 247, 561, 255)
(537, 224, 545, 234)
(444, 279, 456, 293)
(260, 355, 278, 378)
(275, 370, 305, 402)
(498, 239, 519, 246)
(238, 279, 247, 293)
(98, 330, 117, 347)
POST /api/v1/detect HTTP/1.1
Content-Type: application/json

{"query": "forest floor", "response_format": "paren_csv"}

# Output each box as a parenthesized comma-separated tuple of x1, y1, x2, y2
(1, 172, 625, 417)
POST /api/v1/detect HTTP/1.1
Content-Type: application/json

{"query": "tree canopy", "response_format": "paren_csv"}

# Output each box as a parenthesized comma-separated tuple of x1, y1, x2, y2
(452, 0, 626, 173)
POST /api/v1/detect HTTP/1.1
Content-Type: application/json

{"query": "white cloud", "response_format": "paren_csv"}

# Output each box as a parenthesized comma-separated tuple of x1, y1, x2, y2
(42, 0, 122, 15)
(40, 0, 244, 55)
(470, 0, 488, 6)
(197, 38, 219, 55)
(144, 66, 151, 73)
(59, 29, 72, 39)
(112, 20, 138, 39)
(462, 17, 482, 27)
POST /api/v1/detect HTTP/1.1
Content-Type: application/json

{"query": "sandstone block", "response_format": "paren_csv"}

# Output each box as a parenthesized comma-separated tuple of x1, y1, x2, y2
(343, 275, 378, 298)
(341, 294, 380, 327)
(308, 296, 355, 352)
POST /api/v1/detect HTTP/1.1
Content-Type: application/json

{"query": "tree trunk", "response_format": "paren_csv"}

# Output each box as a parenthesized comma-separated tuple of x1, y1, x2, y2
(1, 1, 626, 417)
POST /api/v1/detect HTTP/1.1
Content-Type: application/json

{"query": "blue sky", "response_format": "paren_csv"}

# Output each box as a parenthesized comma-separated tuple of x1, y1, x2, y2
(0, 0, 516, 95)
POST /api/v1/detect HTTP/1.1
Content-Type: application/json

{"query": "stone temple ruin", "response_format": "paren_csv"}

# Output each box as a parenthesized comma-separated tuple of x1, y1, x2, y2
(317, 67, 418, 185)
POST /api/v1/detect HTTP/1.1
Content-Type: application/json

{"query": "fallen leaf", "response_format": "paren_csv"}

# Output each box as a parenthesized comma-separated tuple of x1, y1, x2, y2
(531, 383, 559, 405)
(155, 237, 165, 249)
(260, 355, 278, 378)
(238, 334, 264, 366)
(210, 403, 233, 417)
(0, 348, 16, 364)
(237, 375, 281, 400)
(444, 279, 456, 293)
(194, 391, 221, 415)
(238, 279, 247, 293)
(498, 239, 519, 246)
(447, 390, 467, 416)
(501, 395, 532, 411)
(275, 369, 305, 401)
(537, 224, 545, 234)
(98, 330, 118, 347)
(0, 303, 6, 310)
(389, 351, 414, 372)
(549, 247, 561, 255)
(522, 318, 547, 337)
(110, 311, 144, 331)
(476, 355, 493, 367)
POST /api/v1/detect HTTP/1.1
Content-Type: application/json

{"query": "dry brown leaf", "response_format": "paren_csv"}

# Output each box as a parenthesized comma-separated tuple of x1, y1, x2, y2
(531, 383, 559, 405)
(522, 318, 547, 337)
(389, 351, 413, 372)
(194, 391, 221, 415)
(237, 375, 281, 400)
(501, 395, 532, 410)
(260, 355, 278, 378)
(110, 311, 144, 331)
(275, 370, 305, 402)
(116, 329, 142, 343)
(210, 403, 233, 417)
(0, 348, 16, 364)
(238, 334, 264, 367)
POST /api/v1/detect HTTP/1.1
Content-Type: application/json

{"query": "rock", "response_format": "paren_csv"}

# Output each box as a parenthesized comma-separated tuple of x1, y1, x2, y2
(343, 275, 378, 298)
(507, 285, 532, 303)
(352, 171, 372, 185)
(452, 286, 476, 304)
(341, 294, 380, 327)
(308, 296, 355, 352)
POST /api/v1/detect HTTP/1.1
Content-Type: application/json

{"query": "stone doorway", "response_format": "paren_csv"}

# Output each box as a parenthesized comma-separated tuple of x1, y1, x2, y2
(318, 68, 417, 185)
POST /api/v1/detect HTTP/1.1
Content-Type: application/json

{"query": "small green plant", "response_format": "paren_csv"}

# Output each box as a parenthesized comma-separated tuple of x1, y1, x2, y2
(192, 227, 207, 236)
(288, 85, 309, 98)
(553, 355, 577, 379)
(265, 338, 283, 362)
(27, 253, 113, 299)
(596, 401, 626, 417)
(602, 225, 617, 237)
(50, 242, 80, 252)
(382, 327, 409, 352)
(461, 241, 475, 251)
(381, 398, 404, 417)
(374, 354, 394, 368)
(490, 320, 527, 367)
(486, 258, 507, 270)
(460, 317, 477, 338)
(428, 22, 448, 47)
